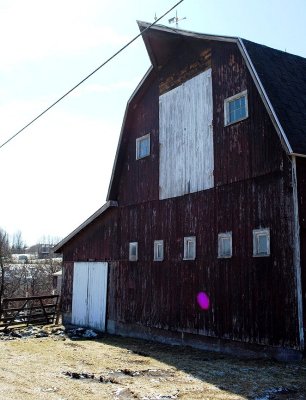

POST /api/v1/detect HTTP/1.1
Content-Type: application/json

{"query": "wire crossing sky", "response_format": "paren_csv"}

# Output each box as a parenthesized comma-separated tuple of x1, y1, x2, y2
(0, 0, 184, 150)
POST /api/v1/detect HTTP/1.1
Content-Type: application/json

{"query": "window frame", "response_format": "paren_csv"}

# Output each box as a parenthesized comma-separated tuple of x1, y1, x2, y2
(224, 90, 248, 126)
(253, 228, 270, 257)
(153, 240, 164, 261)
(136, 133, 150, 160)
(183, 236, 196, 260)
(129, 242, 138, 262)
(218, 232, 232, 258)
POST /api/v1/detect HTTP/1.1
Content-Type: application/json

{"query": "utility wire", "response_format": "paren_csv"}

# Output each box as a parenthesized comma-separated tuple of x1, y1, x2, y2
(0, 0, 184, 150)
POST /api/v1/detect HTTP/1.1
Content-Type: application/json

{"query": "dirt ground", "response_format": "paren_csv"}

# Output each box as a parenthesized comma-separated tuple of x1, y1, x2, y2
(0, 327, 305, 400)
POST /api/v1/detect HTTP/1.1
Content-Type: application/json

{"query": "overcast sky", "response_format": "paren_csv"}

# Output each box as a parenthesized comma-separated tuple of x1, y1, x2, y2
(1, 0, 306, 246)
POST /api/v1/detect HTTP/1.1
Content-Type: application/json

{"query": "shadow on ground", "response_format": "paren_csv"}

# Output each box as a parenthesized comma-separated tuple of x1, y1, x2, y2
(92, 333, 306, 400)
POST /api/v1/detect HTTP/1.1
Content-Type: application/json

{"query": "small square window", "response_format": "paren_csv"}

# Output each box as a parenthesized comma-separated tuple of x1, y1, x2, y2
(253, 229, 270, 257)
(218, 232, 232, 258)
(184, 236, 196, 260)
(154, 240, 164, 261)
(136, 134, 150, 159)
(129, 242, 138, 261)
(224, 90, 248, 126)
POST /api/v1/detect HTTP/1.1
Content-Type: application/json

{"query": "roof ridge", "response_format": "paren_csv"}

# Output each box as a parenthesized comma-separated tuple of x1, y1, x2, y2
(241, 38, 306, 60)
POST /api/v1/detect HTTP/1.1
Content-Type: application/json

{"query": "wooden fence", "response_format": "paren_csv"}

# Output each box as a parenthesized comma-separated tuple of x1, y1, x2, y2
(0, 294, 59, 330)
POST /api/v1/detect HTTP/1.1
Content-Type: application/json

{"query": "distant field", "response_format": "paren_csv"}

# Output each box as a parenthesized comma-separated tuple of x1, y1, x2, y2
(0, 328, 305, 400)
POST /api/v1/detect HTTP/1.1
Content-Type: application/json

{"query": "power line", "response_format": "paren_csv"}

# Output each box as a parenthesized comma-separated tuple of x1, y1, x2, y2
(0, 0, 184, 150)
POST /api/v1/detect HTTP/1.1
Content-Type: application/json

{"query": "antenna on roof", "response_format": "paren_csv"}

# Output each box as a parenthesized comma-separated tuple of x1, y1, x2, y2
(154, 12, 157, 21)
(168, 9, 186, 28)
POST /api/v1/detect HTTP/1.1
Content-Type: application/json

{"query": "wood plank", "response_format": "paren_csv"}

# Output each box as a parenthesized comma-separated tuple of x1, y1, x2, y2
(4, 295, 58, 302)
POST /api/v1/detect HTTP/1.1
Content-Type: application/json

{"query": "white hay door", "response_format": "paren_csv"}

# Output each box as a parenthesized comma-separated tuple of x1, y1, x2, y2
(71, 262, 108, 331)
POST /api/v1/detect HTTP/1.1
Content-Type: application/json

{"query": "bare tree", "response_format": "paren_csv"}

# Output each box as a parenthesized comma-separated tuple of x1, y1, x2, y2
(24, 258, 62, 296)
(0, 228, 11, 316)
(11, 230, 26, 254)
(39, 235, 61, 246)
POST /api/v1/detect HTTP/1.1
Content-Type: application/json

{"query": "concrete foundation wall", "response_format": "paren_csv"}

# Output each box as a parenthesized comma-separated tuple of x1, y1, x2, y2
(107, 320, 303, 362)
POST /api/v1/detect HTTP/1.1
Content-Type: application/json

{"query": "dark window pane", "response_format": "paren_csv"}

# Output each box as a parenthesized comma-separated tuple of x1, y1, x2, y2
(138, 137, 150, 158)
(228, 95, 247, 123)
(222, 238, 231, 256)
(258, 235, 268, 254)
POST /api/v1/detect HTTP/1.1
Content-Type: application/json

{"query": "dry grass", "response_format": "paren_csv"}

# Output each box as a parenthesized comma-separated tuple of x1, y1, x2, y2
(0, 328, 305, 400)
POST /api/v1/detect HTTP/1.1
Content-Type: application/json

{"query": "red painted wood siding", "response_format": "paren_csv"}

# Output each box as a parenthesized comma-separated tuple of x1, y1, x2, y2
(106, 173, 297, 348)
(62, 208, 118, 263)
(61, 262, 73, 313)
(212, 43, 286, 185)
(116, 79, 160, 206)
(297, 157, 306, 331)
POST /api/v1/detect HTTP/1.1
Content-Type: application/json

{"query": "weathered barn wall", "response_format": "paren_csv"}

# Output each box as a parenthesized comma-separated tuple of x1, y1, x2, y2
(59, 39, 302, 354)
(106, 170, 298, 349)
(158, 39, 212, 95)
(159, 69, 214, 199)
(62, 208, 118, 262)
(109, 40, 299, 349)
(116, 77, 160, 206)
(61, 261, 73, 319)
(297, 157, 306, 331)
(114, 41, 288, 208)
(212, 42, 288, 185)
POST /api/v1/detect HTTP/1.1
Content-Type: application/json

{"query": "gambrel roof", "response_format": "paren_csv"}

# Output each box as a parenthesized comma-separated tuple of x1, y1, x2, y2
(106, 22, 306, 201)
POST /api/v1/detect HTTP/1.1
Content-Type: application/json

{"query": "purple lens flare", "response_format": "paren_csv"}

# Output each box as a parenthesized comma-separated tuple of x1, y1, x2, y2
(197, 292, 210, 310)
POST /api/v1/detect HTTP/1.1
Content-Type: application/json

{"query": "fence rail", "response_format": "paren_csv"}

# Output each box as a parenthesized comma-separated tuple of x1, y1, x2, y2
(0, 295, 59, 330)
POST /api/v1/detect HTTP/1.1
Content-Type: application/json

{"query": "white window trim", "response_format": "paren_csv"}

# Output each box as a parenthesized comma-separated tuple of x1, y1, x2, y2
(183, 236, 196, 260)
(136, 133, 150, 160)
(154, 240, 164, 261)
(224, 90, 248, 127)
(218, 232, 232, 258)
(129, 242, 138, 261)
(253, 228, 270, 257)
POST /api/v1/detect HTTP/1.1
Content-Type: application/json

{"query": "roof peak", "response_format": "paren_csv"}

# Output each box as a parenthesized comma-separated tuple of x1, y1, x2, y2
(137, 20, 238, 44)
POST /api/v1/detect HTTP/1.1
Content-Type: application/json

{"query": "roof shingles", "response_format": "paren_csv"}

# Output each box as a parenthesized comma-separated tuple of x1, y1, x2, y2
(242, 39, 306, 154)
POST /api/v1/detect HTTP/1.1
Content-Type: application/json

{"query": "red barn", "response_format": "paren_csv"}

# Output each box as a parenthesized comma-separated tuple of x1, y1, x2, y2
(54, 23, 306, 360)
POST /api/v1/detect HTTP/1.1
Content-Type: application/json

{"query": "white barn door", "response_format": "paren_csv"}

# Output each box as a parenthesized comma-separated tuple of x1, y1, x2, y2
(71, 262, 89, 327)
(72, 262, 108, 331)
(159, 68, 214, 200)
